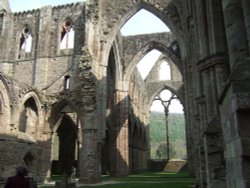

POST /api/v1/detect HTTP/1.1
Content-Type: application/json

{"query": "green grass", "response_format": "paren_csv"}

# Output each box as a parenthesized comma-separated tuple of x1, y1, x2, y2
(39, 171, 195, 188)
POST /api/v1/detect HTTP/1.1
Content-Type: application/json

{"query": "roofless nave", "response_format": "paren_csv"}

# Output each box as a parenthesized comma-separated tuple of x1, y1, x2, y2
(0, 0, 250, 187)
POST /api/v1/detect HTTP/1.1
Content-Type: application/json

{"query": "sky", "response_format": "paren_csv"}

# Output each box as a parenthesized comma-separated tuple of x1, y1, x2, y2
(9, 0, 85, 12)
(8, 0, 183, 113)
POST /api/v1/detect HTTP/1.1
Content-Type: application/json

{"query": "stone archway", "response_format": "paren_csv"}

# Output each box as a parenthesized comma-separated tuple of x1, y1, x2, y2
(52, 113, 78, 176)
(48, 101, 81, 178)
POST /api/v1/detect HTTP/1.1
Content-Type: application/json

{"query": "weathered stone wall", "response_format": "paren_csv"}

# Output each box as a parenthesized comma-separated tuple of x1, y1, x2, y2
(0, 0, 184, 183)
(122, 32, 175, 68)
(0, 3, 85, 92)
(1, 0, 249, 187)
(183, 0, 250, 188)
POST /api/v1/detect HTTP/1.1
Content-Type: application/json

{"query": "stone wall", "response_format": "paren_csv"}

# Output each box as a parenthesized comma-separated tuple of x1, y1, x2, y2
(1, 0, 250, 187)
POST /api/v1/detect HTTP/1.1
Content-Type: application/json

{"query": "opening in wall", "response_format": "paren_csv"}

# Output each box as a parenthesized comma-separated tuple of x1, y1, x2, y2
(64, 75, 71, 90)
(18, 25, 32, 59)
(60, 20, 74, 50)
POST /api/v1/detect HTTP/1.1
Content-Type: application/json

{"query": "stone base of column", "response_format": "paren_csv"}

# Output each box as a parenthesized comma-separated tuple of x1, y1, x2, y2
(78, 172, 101, 184)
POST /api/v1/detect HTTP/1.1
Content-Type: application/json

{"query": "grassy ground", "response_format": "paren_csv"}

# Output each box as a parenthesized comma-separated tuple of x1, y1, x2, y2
(39, 171, 195, 188)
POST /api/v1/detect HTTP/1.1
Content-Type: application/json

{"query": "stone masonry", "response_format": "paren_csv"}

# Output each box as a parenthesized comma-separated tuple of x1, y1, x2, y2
(0, 0, 250, 187)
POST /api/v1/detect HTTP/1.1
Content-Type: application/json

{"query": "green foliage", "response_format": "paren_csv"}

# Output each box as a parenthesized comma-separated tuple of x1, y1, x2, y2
(149, 111, 187, 159)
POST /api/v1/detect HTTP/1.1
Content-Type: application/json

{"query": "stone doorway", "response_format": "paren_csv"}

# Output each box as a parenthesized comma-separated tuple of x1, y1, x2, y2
(51, 111, 79, 178)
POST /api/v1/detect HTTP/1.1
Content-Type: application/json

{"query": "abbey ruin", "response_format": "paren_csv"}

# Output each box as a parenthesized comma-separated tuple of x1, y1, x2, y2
(0, 0, 250, 187)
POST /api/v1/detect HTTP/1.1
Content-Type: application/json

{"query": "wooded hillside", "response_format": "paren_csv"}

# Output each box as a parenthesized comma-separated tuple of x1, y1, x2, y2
(150, 111, 187, 159)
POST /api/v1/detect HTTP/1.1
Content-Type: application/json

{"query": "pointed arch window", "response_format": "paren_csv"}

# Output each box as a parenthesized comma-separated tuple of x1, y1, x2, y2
(19, 26, 32, 53)
(159, 61, 171, 80)
(60, 19, 74, 49)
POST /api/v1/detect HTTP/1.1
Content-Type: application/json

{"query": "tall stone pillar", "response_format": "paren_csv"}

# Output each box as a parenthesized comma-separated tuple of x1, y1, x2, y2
(222, 0, 249, 68)
(78, 114, 100, 183)
(76, 47, 101, 183)
(241, 0, 250, 52)
(110, 89, 129, 177)
(222, 1, 250, 187)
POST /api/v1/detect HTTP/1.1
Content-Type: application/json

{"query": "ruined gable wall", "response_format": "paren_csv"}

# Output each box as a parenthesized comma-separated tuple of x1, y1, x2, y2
(99, 0, 172, 39)
(0, 3, 85, 93)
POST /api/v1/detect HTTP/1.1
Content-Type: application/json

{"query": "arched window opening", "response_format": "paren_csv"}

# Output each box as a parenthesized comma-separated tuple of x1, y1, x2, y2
(150, 89, 185, 160)
(19, 97, 38, 133)
(64, 75, 71, 90)
(60, 20, 74, 49)
(159, 61, 171, 80)
(137, 49, 161, 80)
(121, 9, 170, 36)
(19, 26, 32, 53)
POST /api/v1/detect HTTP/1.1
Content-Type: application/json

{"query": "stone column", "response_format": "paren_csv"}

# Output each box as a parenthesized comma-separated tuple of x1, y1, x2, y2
(110, 89, 129, 177)
(241, 0, 250, 52)
(222, 0, 249, 68)
(222, 1, 250, 187)
(78, 118, 101, 183)
(220, 58, 250, 188)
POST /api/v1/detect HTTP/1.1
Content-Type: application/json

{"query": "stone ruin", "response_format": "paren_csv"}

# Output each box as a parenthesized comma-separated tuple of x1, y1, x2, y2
(0, 0, 250, 187)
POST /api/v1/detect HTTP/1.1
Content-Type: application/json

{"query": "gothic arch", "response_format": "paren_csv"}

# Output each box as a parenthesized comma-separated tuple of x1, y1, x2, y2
(108, 42, 123, 88)
(0, 75, 11, 133)
(101, 1, 185, 71)
(147, 85, 184, 113)
(48, 99, 81, 176)
(124, 41, 182, 82)
(103, 1, 184, 45)
(145, 54, 183, 83)
(19, 92, 43, 134)
(48, 99, 80, 132)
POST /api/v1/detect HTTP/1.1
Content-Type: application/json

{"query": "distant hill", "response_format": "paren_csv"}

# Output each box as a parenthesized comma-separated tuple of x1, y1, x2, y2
(149, 111, 187, 159)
